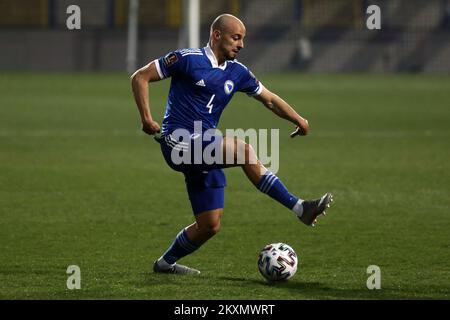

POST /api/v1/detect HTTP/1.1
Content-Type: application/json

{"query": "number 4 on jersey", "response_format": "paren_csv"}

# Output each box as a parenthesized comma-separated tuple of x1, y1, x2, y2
(206, 94, 215, 114)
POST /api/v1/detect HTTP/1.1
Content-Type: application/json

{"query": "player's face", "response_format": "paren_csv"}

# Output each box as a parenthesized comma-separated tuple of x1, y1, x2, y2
(219, 25, 246, 60)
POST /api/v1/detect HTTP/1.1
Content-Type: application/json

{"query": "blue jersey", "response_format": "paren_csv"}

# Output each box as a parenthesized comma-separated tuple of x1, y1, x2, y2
(153, 45, 263, 135)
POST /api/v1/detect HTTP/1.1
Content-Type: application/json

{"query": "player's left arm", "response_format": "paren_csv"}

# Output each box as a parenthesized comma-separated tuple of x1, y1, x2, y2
(254, 87, 310, 137)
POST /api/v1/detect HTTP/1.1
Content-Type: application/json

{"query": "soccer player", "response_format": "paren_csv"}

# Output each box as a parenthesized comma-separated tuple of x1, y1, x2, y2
(131, 14, 333, 274)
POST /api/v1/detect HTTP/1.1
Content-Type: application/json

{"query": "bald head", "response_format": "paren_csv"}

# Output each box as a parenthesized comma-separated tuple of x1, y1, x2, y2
(210, 14, 245, 36)
(208, 14, 246, 63)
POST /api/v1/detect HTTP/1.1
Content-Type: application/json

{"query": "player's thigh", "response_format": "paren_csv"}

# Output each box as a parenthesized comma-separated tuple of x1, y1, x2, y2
(221, 136, 256, 167)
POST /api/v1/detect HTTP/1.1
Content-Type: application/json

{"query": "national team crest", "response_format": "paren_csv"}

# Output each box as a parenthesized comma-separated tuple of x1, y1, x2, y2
(224, 80, 234, 95)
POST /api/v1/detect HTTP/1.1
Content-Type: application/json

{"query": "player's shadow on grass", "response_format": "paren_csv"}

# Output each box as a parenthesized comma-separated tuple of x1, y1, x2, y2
(216, 276, 427, 299)
(218, 276, 329, 290)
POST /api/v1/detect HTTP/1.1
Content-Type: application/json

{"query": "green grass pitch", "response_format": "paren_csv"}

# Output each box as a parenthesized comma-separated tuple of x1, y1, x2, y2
(0, 72, 449, 299)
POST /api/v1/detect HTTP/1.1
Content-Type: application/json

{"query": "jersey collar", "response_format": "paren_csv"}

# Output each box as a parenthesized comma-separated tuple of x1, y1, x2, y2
(204, 43, 227, 70)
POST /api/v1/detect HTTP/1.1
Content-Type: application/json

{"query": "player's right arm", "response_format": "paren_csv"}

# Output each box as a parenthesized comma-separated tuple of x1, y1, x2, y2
(130, 61, 162, 135)
(237, 64, 309, 137)
(254, 87, 310, 137)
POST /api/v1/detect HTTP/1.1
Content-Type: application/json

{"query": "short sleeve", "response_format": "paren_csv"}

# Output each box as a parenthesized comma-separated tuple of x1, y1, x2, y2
(153, 51, 187, 79)
(238, 66, 263, 96)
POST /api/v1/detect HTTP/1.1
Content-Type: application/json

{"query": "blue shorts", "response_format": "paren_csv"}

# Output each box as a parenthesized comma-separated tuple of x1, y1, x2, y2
(158, 133, 226, 215)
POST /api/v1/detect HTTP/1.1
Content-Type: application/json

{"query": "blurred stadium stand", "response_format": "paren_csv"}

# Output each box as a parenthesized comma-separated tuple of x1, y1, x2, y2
(0, 0, 449, 73)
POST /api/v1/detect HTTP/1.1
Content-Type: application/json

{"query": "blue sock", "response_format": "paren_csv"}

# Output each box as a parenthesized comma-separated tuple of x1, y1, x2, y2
(161, 228, 200, 265)
(257, 171, 303, 214)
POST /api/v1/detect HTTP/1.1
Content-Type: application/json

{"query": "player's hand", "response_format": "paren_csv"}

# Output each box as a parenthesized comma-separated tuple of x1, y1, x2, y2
(290, 118, 309, 137)
(141, 119, 161, 136)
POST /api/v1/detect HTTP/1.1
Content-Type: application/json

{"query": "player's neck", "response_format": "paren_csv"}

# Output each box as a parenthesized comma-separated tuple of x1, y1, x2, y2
(214, 50, 226, 65)
(209, 43, 226, 66)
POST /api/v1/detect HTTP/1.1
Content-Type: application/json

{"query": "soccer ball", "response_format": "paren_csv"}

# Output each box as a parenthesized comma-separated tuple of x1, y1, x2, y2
(258, 242, 298, 282)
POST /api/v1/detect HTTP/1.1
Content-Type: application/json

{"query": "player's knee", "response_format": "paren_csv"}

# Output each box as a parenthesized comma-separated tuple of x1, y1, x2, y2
(207, 223, 221, 236)
(199, 222, 220, 238)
